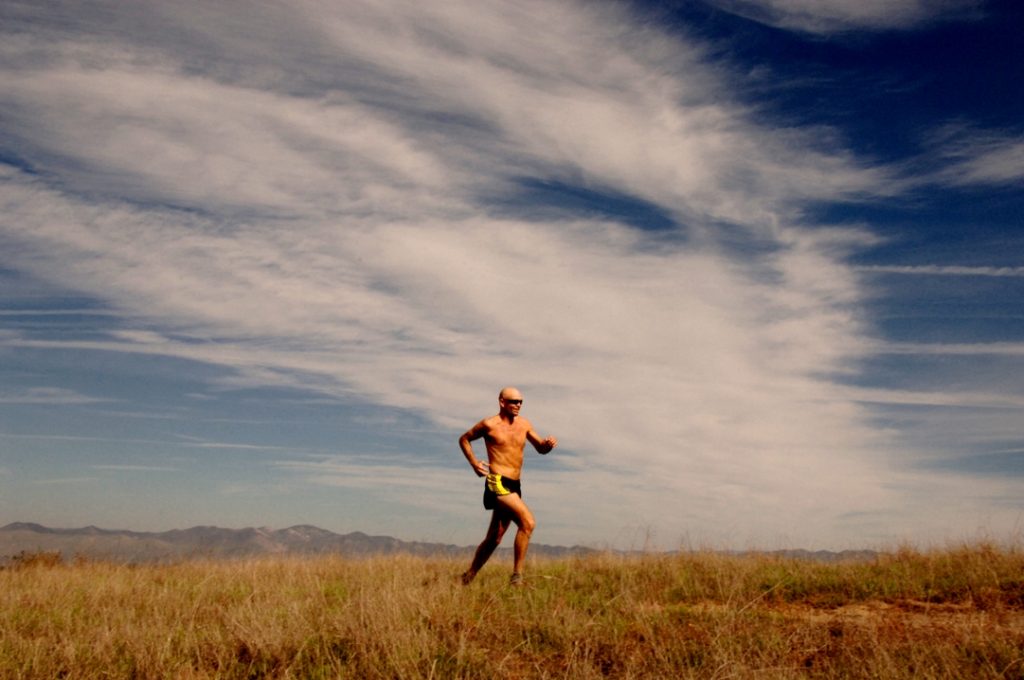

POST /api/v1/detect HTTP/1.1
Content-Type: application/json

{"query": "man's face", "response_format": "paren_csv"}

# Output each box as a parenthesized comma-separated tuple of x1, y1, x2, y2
(500, 393, 523, 417)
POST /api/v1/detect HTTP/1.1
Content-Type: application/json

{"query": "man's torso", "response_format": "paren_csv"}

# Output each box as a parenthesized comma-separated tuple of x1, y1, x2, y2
(482, 415, 532, 479)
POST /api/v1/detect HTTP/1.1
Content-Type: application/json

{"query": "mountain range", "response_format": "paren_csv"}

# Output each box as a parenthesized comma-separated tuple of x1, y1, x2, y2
(0, 522, 879, 565)
(0, 522, 595, 564)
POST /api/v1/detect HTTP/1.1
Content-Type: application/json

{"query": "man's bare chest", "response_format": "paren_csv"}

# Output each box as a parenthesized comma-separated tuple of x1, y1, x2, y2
(484, 423, 528, 450)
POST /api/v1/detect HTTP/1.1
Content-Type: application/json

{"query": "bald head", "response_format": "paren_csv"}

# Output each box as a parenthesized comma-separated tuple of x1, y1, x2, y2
(499, 386, 522, 401)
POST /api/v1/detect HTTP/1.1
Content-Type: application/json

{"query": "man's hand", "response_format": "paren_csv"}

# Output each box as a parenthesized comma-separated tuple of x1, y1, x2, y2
(527, 428, 558, 455)
(538, 437, 557, 454)
(472, 460, 490, 477)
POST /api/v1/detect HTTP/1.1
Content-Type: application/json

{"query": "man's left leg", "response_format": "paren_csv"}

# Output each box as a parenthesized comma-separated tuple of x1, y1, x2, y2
(496, 492, 536, 582)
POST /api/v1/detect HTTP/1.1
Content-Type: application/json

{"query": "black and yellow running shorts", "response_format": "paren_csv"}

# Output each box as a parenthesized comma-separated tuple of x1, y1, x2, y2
(483, 473, 522, 510)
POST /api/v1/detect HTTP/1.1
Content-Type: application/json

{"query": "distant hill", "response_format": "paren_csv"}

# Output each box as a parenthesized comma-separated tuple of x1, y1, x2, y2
(760, 548, 879, 563)
(0, 523, 878, 564)
(0, 522, 594, 564)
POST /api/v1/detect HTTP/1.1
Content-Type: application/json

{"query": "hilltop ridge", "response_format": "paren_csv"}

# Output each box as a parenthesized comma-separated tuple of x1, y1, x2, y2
(0, 522, 593, 563)
(0, 522, 878, 564)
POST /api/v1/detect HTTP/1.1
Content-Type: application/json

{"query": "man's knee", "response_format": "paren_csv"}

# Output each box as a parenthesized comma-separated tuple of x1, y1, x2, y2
(519, 515, 536, 535)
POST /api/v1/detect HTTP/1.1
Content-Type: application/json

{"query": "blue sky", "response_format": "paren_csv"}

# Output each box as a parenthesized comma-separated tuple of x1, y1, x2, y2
(1, 0, 1021, 550)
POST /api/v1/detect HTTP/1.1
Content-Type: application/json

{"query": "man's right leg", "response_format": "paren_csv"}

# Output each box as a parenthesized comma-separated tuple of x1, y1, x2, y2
(462, 509, 510, 584)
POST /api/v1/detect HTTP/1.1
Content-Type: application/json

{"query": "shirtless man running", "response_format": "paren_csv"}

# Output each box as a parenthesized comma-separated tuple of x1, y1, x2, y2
(459, 386, 557, 586)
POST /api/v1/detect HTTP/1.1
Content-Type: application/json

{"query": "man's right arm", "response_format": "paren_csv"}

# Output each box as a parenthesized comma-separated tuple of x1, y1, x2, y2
(459, 421, 490, 477)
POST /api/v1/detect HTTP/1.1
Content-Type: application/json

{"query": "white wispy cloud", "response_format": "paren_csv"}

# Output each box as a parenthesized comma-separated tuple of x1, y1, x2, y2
(858, 265, 1024, 277)
(839, 386, 1024, 409)
(952, 141, 1024, 185)
(0, 0, 1017, 547)
(876, 342, 1024, 356)
(0, 309, 119, 316)
(0, 387, 109, 405)
(186, 442, 304, 452)
(929, 126, 1024, 187)
(218, 481, 295, 497)
(91, 464, 180, 472)
(30, 477, 99, 485)
(706, 0, 984, 34)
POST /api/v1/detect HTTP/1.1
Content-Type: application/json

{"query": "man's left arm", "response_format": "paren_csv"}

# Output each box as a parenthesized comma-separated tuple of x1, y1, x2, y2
(527, 427, 558, 455)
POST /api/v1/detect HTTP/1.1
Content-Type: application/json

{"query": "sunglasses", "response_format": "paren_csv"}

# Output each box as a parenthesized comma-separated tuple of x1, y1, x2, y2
(503, 399, 523, 405)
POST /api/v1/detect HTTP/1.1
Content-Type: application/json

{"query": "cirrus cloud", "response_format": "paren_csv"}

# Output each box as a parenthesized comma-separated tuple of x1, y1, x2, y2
(0, 0, 1019, 548)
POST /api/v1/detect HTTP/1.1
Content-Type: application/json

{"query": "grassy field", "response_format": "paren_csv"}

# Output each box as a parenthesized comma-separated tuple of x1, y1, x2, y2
(1, 543, 1022, 678)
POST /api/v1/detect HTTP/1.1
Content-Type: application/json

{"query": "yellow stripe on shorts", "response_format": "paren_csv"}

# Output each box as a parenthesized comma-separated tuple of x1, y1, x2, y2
(486, 473, 510, 496)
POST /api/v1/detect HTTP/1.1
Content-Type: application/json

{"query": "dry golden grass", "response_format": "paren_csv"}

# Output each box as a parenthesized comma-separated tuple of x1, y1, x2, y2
(1, 543, 1022, 678)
